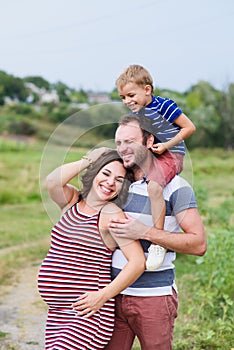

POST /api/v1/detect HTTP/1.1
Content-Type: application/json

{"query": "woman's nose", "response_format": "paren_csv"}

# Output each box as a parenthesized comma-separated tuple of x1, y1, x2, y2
(106, 176, 115, 185)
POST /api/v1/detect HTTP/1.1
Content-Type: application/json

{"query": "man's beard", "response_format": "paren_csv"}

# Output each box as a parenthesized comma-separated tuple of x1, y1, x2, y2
(123, 148, 148, 171)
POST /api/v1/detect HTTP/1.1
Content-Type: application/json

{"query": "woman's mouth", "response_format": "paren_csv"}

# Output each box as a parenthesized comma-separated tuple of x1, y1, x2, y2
(100, 185, 112, 194)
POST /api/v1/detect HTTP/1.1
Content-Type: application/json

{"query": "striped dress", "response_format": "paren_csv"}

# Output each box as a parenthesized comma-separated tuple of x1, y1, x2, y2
(38, 202, 115, 350)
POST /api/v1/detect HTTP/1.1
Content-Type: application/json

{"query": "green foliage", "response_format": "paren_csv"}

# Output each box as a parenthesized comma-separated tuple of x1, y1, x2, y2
(188, 80, 220, 106)
(186, 90, 202, 109)
(173, 233, 234, 349)
(53, 81, 71, 102)
(23, 76, 50, 90)
(109, 88, 121, 101)
(69, 88, 88, 103)
(171, 149, 234, 349)
(183, 229, 234, 349)
(0, 331, 9, 338)
(7, 103, 32, 115)
(0, 138, 28, 152)
(0, 70, 28, 104)
(193, 185, 209, 215)
(8, 119, 37, 135)
(47, 102, 80, 123)
(218, 83, 234, 150)
(208, 197, 234, 229)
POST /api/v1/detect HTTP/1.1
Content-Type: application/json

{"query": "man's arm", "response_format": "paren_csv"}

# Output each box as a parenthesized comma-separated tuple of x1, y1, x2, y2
(109, 207, 206, 257)
(145, 208, 206, 256)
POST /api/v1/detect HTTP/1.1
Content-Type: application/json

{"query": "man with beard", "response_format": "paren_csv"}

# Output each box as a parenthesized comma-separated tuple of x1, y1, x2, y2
(104, 114, 206, 350)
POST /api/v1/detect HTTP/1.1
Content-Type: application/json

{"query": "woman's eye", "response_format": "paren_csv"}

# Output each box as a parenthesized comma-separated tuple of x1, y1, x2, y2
(116, 178, 124, 184)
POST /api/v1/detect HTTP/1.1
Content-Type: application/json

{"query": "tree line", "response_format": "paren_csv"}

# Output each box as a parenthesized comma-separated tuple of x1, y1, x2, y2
(0, 70, 233, 150)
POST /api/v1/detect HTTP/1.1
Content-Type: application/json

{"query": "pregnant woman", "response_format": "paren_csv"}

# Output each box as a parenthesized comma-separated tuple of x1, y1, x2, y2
(38, 149, 146, 350)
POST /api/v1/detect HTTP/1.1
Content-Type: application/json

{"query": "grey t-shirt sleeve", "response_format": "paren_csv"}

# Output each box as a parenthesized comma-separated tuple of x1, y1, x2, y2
(170, 186, 197, 215)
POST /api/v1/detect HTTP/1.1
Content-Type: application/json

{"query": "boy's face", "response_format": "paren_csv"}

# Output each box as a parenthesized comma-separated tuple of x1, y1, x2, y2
(118, 82, 152, 112)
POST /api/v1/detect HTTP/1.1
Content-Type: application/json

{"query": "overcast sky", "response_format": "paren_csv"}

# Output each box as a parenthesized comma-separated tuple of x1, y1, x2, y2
(1, 0, 234, 93)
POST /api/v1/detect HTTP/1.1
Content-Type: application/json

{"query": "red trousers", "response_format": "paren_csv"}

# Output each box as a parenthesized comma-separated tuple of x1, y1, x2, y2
(104, 289, 178, 350)
(147, 151, 184, 187)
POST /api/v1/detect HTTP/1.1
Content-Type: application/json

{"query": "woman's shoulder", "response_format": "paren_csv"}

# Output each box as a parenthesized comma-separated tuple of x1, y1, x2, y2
(100, 202, 125, 221)
(61, 189, 81, 214)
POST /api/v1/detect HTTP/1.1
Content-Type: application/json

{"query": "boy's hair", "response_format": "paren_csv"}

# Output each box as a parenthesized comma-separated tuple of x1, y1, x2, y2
(81, 149, 133, 206)
(116, 64, 154, 92)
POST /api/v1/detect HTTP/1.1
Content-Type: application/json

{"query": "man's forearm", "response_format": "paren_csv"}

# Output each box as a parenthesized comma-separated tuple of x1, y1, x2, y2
(145, 227, 206, 256)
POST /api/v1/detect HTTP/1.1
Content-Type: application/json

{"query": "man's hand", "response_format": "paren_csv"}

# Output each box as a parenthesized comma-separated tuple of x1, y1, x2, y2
(72, 290, 106, 318)
(108, 215, 150, 240)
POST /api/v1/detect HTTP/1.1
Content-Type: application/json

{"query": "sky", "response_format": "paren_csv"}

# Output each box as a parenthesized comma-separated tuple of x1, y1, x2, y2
(1, 0, 234, 93)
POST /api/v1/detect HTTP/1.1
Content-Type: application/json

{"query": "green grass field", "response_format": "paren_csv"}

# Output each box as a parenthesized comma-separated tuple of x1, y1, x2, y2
(0, 139, 233, 349)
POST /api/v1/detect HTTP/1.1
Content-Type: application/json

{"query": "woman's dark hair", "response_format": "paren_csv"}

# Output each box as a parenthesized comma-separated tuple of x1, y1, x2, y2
(81, 149, 134, 207)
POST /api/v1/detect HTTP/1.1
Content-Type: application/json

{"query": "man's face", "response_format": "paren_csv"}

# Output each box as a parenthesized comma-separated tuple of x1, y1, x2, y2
(115, 121, 149, 169)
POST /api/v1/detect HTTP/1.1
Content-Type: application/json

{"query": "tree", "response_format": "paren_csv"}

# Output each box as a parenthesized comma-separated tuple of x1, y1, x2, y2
(185, 81, 222, 148)
(0, 70, 28, 103)
(53, 81, 71, 102)
(218, 84, 234, 150)
(24, 76, 50, 90)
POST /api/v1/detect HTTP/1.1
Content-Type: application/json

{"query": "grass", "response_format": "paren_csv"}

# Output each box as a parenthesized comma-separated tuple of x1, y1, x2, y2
(0, 138, 233, 349)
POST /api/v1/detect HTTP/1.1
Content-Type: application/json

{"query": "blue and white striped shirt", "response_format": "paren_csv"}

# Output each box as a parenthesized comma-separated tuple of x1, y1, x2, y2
(137, 95, 185, 155)
(111, 175, 197, 296)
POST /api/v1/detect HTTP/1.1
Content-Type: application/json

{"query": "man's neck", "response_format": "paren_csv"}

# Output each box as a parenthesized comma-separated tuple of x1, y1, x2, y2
(133, 153, 153, 181)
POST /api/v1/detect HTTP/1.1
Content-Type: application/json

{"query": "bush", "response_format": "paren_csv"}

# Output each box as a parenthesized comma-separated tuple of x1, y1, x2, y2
(7, 103, 32, 115)
(8, 119, 37, 135)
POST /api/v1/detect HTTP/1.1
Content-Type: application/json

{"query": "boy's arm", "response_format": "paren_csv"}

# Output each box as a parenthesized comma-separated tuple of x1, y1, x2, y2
(152, 113, 196, 154)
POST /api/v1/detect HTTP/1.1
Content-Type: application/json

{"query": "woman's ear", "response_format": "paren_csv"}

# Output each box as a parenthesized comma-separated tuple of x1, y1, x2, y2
(146, 134, 155, 149)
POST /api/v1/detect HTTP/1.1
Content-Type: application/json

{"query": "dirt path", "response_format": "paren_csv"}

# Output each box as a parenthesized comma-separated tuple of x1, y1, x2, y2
(0, 264, 47, 350)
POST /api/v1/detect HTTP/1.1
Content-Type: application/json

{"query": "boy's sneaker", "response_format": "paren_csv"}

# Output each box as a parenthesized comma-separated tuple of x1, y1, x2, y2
(146, 244, 167, 270)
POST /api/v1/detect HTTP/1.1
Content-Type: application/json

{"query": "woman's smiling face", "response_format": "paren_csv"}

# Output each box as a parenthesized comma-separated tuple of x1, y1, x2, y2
(93, 160, 126, 202)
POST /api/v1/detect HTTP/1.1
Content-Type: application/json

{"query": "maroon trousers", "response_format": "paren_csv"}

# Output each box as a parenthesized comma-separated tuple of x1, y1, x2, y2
(104, 289, 178, 350)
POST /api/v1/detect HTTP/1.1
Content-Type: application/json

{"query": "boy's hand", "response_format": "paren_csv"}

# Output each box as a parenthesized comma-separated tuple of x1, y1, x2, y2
(151, 143, 167, 155)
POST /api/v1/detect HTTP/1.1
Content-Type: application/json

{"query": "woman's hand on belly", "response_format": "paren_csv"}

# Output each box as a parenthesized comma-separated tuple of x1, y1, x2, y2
(72, 290, 107, 318)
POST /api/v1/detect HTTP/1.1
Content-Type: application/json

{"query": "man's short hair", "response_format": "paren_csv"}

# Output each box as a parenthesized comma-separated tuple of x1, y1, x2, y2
(119, 114, 154, 145)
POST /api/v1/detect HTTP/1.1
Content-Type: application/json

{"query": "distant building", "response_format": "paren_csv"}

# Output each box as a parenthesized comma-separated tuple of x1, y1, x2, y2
(3, 96, 20, 105)
(87, 92, 111, 104)
(25, 82, 60, 104)
(40, 90, 59, 104)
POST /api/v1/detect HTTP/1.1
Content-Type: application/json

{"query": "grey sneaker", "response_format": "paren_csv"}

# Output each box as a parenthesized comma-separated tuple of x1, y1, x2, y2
(146, 244, 167, 270)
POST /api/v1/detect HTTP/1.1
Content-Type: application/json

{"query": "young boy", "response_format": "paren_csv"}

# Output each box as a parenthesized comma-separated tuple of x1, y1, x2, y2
(115, 64, 196, 270)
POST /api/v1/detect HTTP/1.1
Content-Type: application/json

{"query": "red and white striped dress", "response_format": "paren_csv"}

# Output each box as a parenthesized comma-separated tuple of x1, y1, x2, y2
(38, 202, 115, 350)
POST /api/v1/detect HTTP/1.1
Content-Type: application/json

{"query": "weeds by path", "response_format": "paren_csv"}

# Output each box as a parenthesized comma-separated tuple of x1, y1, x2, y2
(0, 264, 47, 350)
